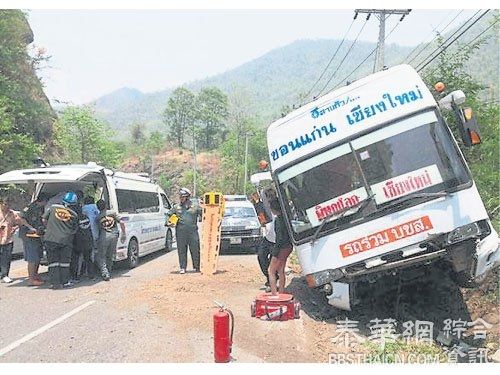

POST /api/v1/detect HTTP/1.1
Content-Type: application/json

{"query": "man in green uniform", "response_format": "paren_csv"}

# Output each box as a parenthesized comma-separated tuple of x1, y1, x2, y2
(96, 199, 126, 281)
(167, 188, 201, 274)
(43, 192, 79, 289)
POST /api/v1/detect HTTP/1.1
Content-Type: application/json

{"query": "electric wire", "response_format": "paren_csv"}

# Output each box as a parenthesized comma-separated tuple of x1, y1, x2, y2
(315, 19, 369, 97)
(426, 18, 499, 77)
(415, 9, 486, 71)
(302, 18, 356, 100)
(331, 19, 403, 91)
(417, 9, 491, 72)
(403, 10, 461, 64)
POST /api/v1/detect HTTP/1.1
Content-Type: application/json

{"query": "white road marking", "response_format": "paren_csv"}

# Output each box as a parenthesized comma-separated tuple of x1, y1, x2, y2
(0, 300, 96, 357)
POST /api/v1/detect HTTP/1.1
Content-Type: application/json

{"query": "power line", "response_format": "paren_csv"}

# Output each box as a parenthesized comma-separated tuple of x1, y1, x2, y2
(417, 9, 491, 72)
(403, 10, 461, 64)
(315, 19, 369, 97)
(426, 18, 499, 77)
(415, 9, 485, 71)
(331, 19, 403, 91)
(302, 18, 356, 100)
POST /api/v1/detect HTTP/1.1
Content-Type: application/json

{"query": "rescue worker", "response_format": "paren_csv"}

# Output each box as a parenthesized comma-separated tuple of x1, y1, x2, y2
(82, 196, 100, 278)
(96, 199, 126, 281)
(166, 188, 201, 274)
(43, 192, 79, 289)
(19, 193, 50, 286)
(71, 197, 94, 281)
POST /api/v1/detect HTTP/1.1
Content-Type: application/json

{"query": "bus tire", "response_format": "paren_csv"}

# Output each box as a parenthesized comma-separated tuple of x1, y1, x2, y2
(126, 238, 140, 269)
(165, 229, 173, 252)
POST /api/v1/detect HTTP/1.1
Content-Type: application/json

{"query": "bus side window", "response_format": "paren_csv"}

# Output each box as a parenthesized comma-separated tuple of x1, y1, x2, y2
(160, 193, 171, 210)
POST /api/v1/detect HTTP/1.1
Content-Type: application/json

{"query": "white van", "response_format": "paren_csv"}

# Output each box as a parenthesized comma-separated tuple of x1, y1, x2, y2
(266, 65, 499, 310)
(0, 162, 175, 268)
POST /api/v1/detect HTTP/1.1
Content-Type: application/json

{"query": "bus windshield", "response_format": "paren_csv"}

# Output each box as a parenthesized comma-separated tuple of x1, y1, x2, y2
(277, 110, 471, 241)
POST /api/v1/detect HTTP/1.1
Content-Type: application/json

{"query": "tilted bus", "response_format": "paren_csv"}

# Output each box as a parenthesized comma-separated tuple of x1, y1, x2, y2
(266, 64, 499, 310)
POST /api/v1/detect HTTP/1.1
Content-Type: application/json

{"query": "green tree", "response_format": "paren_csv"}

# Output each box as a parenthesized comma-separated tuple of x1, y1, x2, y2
(0, 98, 42, 173)
(195, 87, 229, 150)
(422, 31, 499, 229)
(162, 87, 196, 148)
(130, 122, 145, 145)
(54, 106, 122, 167)
(0, 10, 54, 144)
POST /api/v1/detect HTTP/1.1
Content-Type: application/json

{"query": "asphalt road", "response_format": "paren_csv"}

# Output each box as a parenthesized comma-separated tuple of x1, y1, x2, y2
(0, 250, 261, 363)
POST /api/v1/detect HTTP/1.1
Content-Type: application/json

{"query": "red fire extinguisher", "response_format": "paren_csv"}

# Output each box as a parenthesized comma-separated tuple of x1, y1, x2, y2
(213, 301, 234, 363)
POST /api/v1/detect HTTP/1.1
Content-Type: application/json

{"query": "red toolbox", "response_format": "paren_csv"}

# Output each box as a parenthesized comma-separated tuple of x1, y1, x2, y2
(251, 293, 301, 321)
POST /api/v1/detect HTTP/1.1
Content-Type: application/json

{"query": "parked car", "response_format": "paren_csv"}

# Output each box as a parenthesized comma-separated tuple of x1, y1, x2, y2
(220, 197, 262, 253)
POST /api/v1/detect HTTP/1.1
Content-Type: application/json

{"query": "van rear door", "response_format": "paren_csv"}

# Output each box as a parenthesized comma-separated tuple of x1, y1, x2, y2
(0, 167, 100, 184)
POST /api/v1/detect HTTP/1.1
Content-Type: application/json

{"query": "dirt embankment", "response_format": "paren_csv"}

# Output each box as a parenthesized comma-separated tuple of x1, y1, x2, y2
(121, 148, 222, 197)
(121, 252, 499, 363)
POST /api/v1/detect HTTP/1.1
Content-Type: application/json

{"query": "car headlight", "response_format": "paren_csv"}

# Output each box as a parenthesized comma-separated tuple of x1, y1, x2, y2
(305, 269, 343, 287)
(245, 223, 260, 230)
(251, 228, 261, 236)
(447, 222, 481, 245)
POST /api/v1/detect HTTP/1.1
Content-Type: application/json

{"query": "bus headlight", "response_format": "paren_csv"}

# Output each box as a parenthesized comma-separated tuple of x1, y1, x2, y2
(447, 222, 481, 245)
(305, 269, 343, 287)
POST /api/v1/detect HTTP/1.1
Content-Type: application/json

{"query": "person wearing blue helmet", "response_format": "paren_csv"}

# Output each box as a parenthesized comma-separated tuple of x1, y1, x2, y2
(42, 191, 79, 289)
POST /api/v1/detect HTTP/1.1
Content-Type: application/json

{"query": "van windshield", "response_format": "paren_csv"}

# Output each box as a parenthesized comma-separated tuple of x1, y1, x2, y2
(224, 206, 256, 218)
(278, 110, 471, 241)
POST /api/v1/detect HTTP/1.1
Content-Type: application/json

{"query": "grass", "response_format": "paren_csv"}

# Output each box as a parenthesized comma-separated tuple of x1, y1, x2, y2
(361, 339, 447, 363)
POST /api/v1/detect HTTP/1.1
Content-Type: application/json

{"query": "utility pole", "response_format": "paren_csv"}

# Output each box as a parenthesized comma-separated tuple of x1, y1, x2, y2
(243, 132, 249, 196)
(193, 134, 197, 197)
(354, 9, 411, 72)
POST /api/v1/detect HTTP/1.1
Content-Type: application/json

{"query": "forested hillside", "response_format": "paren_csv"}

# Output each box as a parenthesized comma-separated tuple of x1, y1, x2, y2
(92, 12, 499, 134)
(0, 10, 56, 173)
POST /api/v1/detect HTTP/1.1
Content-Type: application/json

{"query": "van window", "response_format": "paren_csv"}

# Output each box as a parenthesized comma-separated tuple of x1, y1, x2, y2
(160, 193, 171, 209)
(135, 191, 160, 213)
(116, 189, 135, 213)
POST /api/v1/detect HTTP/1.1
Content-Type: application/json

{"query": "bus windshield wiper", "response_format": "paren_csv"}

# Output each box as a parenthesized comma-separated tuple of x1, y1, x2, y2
(379, 190, 449, 213)
(310, 193, 375, 244)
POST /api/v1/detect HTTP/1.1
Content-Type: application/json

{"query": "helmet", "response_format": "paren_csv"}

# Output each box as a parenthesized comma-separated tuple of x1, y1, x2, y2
(179, 188, 191, 197)
(62, 191, 78, 205)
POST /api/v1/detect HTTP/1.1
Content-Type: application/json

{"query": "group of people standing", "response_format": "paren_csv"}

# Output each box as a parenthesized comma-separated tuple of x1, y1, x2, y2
(0, 190, 126, 289)
(164, 187, 293, 296)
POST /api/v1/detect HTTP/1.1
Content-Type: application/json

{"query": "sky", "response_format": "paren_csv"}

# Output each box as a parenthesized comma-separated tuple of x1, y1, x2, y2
(26, 9, 480, 105)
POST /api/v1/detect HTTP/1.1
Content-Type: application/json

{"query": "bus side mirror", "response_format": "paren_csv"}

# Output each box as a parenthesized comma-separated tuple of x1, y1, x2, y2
(453, 104, 482, 147)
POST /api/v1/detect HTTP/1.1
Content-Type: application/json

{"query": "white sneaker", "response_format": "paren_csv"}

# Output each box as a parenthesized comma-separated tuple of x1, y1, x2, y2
(179, 269, 186, 274)
(2, 276, 13, 283)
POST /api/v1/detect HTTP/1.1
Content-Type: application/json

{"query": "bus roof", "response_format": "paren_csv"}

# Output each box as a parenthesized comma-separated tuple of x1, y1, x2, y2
(267, 64, 436, 171)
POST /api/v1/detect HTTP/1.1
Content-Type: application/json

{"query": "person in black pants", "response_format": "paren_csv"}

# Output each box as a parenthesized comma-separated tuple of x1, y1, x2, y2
(166, 188, 201, 274)
(43, 192, 79, 289)
(257, 214, 277, 291)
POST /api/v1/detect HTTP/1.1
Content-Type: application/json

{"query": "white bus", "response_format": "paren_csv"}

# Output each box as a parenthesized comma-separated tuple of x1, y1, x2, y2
(267, 64, 499, 310)
(0, 162, 175, 268)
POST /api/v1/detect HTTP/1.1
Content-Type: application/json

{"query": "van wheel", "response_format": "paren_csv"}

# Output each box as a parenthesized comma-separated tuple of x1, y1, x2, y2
(165, 230, 173, 252)
(127, 238, 139, 269)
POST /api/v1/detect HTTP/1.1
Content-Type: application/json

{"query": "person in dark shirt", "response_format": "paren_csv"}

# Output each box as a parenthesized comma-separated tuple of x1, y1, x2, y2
(19, 193, 49, 286)
(96, 199, 126, 281)
(166, 188, 202, 274)
(267, 199, 293, 296)
(43, 192, 79, 289)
